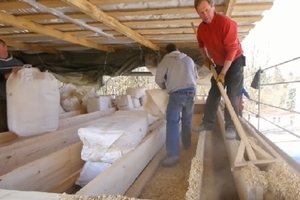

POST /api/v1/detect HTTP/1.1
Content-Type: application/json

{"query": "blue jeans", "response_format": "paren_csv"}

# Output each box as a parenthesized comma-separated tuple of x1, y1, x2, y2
(166, 92, 195, 157)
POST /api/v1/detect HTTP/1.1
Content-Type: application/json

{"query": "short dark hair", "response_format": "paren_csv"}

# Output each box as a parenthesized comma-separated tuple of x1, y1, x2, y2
(165, 43, 177, 53)
(194, 0, 214, 9)
(0, 39, 6, 45)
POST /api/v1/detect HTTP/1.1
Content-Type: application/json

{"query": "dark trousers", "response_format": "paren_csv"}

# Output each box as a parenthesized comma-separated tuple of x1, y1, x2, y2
(0, 99, 8, 132)
(202, 56, 244, 129)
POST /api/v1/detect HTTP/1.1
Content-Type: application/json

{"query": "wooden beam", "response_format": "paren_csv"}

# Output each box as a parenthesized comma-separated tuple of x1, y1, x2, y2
(13, 3, 271, 22)
(224, 0, 237, 16)
(17, 6, 224, 21)
(0, 1, 31, 10)
(0, 109, 115, 176)
(0, 16, 258, 31)
(0, 142, 84, 191)
(233, 2, 273, 12)
(0, 12, 114, 52)
(125, 145, 166, 197)
(4, 40, 59, 54)
(61, 0, 160, 51)
(77, 120, 166, 195)
(0, 25, 255, 39)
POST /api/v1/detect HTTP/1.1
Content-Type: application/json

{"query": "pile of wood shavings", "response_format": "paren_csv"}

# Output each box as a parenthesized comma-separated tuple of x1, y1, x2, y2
(266, 162, 300, 200)
(241, 164, 268, 192)
(185, 157, 203, 200)
(58, 194, 139, 200)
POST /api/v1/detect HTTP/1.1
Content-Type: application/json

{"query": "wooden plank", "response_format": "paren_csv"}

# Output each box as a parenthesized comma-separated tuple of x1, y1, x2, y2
(0, 109, 114, 145)
(59, 110, 85, 120)
(125, 144, 166, 197)
(58, 108, 116, 129)
(77, 121, 166, 195)
(224, 0, 237, 16)
(0, 12, 113, 52)
(0, 189, 60, 200)
(0, 132, 18, 145)
(216, 108, 263, 200)
(3, 39, 59, 54)
(61, 0, 159, 51)
(48, 170, 81, 193)
(0, 110, 113, 176)
(0, 142, 84, 191)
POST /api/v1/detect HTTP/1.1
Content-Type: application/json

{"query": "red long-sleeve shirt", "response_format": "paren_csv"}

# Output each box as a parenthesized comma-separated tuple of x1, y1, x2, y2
(197, 12, 243, 66)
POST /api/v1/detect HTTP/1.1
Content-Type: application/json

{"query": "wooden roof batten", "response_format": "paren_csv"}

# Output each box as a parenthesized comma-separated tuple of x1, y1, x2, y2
(61, 0, 160, 52)
(0, 11, 114, 53)
(0, 0, 274, 53)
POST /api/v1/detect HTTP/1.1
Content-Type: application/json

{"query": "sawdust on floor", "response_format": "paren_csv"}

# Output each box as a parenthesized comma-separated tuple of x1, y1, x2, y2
(139, 114, 239, 200)
(139, 115, 202, 200)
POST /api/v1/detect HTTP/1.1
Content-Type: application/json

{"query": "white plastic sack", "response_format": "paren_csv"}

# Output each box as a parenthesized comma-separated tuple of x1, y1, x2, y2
(77, 86, 96, 106)
(115, 95, 134, 110)
(6, 68, 60, 136)
(126, 87, 146, 99)
(59, 105, 65, 114)
(79, 110, 148, 163)
(86, 97, 109, 113)
(140, 95, 147, 106)
(132, 97, 141, 108)
(143, 89, 169, 119)
(79, 127, 124, 162)
(59, 83, 76, 100)
(61, 96, 82, 112)
(76, 161, 111, 187)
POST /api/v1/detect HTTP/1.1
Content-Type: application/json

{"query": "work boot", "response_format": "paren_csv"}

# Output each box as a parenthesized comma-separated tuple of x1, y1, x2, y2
(192, 123, 212, 133)
(225, 128, 236, 140)
(183, 141, 191, 150)
(161, 156, 180, 167)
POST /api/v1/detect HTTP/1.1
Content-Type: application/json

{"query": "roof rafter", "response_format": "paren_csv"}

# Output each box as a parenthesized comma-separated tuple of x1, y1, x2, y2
(0, 12, 114, 52)
(224, 0, 237, 16)
(61, 0, 160, 51)
(0, 25, 255, 39)
(4, 39, 59, 54)
(13, 3, 272, 22)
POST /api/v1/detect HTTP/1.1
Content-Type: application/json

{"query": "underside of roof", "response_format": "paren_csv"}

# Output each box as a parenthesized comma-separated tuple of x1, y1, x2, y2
(0, 0, 274, 86)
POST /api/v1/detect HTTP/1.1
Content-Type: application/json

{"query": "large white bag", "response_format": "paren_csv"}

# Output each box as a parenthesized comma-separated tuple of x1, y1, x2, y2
(143, 89, 169, 119)
(6, 68, 60, 137)
(76, 161, 111, 187)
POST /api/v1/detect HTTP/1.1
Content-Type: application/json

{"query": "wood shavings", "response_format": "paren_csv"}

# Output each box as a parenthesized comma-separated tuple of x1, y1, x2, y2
(58, 193, 139, 200)
(241, 164, 268, 192)
(185, 157, 203, 200)
(266, 162, 300, 200)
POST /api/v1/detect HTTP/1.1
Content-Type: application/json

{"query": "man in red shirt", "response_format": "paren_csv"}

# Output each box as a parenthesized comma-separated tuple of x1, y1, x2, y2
(192, 0, 246, 140)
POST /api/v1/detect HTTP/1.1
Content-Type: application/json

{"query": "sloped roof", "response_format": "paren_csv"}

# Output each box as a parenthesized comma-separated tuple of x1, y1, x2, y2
(0, 0, 274, 86)
(0, 0, 274, 53)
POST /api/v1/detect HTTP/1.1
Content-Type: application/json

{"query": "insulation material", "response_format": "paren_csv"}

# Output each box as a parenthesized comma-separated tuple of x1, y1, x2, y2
(116, 95, 134, 110)
(126, 87, 146, 99)
(131, 97, 141, 108)
(86, 97, 110, 113)
(59, 83, 76, 99)
(78, 110, 148, 163)
(6, 68, 60, 136)
(76, 86, 96, 107)
(130, 106, 159, 125)
(143, 89, 169, 118)
(59, 193, 139, 200)
(61, 95, 82, 112)
(186, 157, 203, 200)
(266, 162, 300, 200)
(241, 164, 268, 194)
(76, 161, 111, 187)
